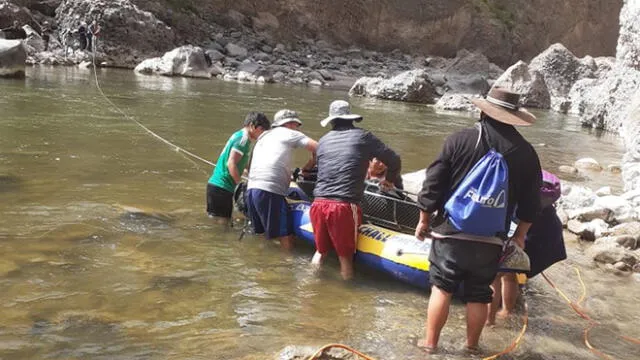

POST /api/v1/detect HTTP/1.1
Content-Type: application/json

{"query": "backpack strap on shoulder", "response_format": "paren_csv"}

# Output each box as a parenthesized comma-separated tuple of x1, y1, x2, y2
(474, 122, 483, 150)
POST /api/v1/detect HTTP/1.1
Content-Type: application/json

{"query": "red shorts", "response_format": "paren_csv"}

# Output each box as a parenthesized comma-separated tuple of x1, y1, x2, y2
(310, 199, 362, 257)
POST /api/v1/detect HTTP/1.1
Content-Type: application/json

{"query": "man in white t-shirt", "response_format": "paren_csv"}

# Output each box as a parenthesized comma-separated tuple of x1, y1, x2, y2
(246, 109, 318, 249)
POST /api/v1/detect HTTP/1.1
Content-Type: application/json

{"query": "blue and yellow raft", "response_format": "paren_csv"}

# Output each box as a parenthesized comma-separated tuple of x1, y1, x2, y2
(287, 186, 433, 289)
(285, 183, 526, 289)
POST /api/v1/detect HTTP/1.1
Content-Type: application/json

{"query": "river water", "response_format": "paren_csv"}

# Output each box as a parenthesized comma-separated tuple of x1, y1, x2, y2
(0, 67, 638, 359)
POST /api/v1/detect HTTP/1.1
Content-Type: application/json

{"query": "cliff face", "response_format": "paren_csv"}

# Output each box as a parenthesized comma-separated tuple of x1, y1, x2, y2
(128, 0, 621, 67)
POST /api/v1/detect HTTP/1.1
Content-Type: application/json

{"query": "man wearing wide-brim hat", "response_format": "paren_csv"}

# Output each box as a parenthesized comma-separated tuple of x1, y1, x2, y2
(245, 109, 318, 250)
(414, 87, 542, 353)
(310, 100, 402, 280)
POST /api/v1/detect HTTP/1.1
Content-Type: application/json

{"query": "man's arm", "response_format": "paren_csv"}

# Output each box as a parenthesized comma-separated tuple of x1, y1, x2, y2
(226, 150, 243, 185)
(414, 135, 455, 239)
(366, 132, 401, 185)
(302, 139, 318, 171)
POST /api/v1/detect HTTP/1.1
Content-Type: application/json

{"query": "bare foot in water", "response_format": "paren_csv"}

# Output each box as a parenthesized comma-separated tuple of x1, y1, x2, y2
(497, 309, 514, 319)
(417, 339, 438, 354)
(464, 344, 482, 356)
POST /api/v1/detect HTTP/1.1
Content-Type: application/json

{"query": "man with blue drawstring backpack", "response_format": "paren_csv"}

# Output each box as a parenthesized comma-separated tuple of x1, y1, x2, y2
(414, 87, 542, 354)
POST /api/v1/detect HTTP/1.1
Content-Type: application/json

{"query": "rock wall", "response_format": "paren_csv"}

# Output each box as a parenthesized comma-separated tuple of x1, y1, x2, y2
(1, 0, 623, 69)
(55, 0, 175, 67)
(571, 0, 640, 191)
(125, 0, 621, 68)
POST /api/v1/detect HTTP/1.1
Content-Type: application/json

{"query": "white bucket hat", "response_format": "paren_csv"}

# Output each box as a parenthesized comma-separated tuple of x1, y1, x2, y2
(272, 109, 302, 127)
(320, 100, 363, 127)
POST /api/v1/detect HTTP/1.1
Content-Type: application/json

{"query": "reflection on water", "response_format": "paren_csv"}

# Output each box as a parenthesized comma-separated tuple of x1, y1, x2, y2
(0, 67, 637, 359)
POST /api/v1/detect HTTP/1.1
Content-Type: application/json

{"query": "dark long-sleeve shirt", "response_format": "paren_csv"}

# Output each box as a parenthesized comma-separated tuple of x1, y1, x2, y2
(314, 125, 401, 203)
(417, 118, 542, 240)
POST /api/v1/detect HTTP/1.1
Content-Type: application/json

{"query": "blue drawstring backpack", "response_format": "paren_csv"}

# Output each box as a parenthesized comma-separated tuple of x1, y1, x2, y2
(444, 123, 509, 237)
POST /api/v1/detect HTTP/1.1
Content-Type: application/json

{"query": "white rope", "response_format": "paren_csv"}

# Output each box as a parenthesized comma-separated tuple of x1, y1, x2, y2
(89, 50, 216, 176)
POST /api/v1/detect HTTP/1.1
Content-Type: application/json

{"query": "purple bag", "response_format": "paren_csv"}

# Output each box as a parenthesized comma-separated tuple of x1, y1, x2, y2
(541, 170, 561, 208)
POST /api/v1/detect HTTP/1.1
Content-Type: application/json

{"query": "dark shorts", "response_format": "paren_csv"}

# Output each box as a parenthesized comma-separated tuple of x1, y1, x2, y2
(429, 238, 502, 303)
(310, 199, 362, 257)
(206, 183, 233, 218)
(246, 188, 291, 239)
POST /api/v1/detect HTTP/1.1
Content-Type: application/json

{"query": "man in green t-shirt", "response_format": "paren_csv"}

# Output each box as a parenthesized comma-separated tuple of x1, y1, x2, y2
(207, 112, 271, 222)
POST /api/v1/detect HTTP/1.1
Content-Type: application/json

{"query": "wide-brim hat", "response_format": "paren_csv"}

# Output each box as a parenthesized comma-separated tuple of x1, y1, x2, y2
(471, 87, 536, 126)
(272, 109, 303, 127)
(320, 100, 363, 127)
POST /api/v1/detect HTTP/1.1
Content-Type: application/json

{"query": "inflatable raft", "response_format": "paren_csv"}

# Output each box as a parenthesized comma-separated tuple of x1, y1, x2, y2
(236, 176, 525, 290)
(287, 184, 434, 289)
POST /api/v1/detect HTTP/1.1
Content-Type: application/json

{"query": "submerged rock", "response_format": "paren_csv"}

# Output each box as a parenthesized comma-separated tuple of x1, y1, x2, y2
(0, 174, 22, 193)
(276, 345, 358, 360)
(0, 39, 26, 77)
(586, 242, 638, 266)
(574, 158, 603, 171)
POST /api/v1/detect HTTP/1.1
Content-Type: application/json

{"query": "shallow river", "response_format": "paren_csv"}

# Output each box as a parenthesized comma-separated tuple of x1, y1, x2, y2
(0, 67, 638, 359)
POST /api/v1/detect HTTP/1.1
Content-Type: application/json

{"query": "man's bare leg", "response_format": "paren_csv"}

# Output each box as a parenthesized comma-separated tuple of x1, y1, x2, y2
(487, 275, 503, 325)
(466, 302, 489, 350)
(278, 235, 295, 250)
(311, 251, 327, 266)
(420, 286, 452, 351)
(498, 273, 519, 318)
(337, 256, 354, 280)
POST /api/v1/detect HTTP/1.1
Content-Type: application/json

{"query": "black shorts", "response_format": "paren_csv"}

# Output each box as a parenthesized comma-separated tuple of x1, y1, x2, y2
(206, 184, 233, 218)
(429, 238, 502, 303)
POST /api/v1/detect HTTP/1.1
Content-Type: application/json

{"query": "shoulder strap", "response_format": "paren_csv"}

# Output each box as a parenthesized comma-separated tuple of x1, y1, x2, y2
(474, 122, 483, 151)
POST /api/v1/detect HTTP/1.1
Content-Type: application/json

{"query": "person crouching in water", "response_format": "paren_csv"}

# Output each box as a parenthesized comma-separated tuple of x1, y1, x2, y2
(245, 110, 317, 250)
(206, 112, 270, 224)
(311, 100, 401, 280)
(487, 170, 566, 325)
(414, 88, 542, 354)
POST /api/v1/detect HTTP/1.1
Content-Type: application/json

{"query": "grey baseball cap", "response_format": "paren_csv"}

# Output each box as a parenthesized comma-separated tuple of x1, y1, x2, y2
(273, 109, 303, 127)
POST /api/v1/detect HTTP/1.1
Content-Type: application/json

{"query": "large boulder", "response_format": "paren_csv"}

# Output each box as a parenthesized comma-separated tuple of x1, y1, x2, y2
(528, 43, 598, 112)
(577, 67, 640, 132)
(493, 60, 551, 108)
(434, 93, 481, 113)
(444, 49, 504, 79)
(0, 39, 26, 77)
(55, 0, 175, 67)
(558, 184, 596, 210)
(134, 45, 211, 78)
(594, 195, 637, 223)
(0, 1, 35, 32)
(349, 70, 438, 103)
